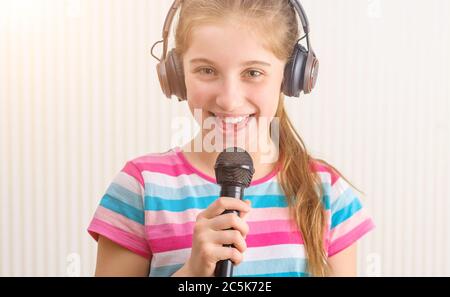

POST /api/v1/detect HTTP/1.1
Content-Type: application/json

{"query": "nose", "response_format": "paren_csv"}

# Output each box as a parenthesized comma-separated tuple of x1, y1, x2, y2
(215, 76, 245, 112)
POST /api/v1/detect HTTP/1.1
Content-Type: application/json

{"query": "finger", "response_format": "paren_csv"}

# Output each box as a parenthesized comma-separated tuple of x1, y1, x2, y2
(214, 246, 243, 265)
(199, 197, 251, 220)
(213, 229, 247, 253)
(239, 200, 252, 219)
(209, 213, 249, 237)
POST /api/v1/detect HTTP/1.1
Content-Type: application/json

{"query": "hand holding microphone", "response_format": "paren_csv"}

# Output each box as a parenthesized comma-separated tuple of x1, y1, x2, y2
(181, 197, 251, 277)
(175, 147, 255, 277)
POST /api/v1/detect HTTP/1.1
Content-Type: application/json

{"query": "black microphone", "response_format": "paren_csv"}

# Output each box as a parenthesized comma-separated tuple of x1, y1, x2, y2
(213, 147, 255, 277)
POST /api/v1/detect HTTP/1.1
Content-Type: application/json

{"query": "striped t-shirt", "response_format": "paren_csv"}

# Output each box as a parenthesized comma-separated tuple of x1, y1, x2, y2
(88, 147, 375, 277)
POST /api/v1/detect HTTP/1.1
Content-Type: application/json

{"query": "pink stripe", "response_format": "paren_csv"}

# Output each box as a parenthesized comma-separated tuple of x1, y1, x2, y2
(329, 208, 370, 241)
(146, 207, 291, 225)
(246, 207, 291, 221)
(133, 151, 183, 166)
(247, 231, 304, 247)
(146, 219, 299, 240)
(249, 219, 298, 233)
(146, 221, 196, 239)
(148, 231, 303, 253)
(95, 206, 146, 238)
(309, 160, 339, 185)
(327, 219, 375, 257)
(122, 162, 145, 188)
(88, 218, 152, 259)
(149, 234, 192, 253)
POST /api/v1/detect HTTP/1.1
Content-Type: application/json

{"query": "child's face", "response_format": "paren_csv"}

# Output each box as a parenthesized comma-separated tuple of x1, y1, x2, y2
(183, 22, 286, 151)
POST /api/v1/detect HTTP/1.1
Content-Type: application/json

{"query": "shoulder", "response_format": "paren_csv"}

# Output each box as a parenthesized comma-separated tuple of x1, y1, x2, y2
(128, 147, 180, 168)
(122, 148, 181, 185)
(308, 158, 359, 212)
(308, 158, 341, 187)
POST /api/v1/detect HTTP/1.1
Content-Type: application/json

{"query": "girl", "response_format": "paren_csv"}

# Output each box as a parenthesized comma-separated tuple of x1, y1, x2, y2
(88, 0, 374, 277)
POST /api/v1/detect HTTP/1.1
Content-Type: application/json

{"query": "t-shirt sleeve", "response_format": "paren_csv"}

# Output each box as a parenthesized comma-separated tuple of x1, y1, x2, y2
(87, 161, 151, 259)
(327, 176, 375, 257)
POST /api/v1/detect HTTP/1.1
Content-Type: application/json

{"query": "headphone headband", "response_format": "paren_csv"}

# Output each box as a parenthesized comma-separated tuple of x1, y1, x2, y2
(289, 0, 310, 34)
(156, 0, 311, 61)
(160, 0, 182, 61)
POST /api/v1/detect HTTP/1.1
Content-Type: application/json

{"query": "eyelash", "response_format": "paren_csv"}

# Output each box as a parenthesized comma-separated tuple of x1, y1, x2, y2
(196, 67, 264, 79)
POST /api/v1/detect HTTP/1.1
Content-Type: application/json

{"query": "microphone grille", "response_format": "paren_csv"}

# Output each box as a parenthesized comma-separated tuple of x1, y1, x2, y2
(214, 147, 255, 187)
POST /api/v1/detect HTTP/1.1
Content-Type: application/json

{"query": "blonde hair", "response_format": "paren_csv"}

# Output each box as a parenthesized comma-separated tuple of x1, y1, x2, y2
(174, 0, 360, 276)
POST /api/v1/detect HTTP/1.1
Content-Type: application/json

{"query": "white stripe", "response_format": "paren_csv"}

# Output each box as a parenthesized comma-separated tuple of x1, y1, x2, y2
(331, 177, 350, 204)
(151, 247, 191, 268)
(142, 171, 210, 189)
(114, 171, 144, 195)
(244, 244, 305, 262)
(317, 171, 332, 185)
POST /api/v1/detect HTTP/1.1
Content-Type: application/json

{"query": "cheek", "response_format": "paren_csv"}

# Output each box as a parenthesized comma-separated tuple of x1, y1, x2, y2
(186, 80, 210, 126)
(251, 86, 280, 117)
(185, 76, 214, 105)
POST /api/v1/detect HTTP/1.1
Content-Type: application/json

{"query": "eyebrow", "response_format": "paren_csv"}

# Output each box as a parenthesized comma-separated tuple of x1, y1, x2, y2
(189, 58, 271, 67)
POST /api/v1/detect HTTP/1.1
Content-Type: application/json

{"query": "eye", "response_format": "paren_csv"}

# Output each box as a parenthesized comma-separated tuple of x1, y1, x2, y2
(245, 69, 264, 78)
(197, 67, 216, 76)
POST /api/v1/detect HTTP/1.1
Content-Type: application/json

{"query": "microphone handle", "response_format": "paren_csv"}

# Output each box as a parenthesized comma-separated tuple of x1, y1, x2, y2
(214, 185, 244, 277)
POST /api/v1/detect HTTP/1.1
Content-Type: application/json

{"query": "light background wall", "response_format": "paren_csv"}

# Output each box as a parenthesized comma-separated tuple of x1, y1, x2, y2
(0, 0, 448, 276)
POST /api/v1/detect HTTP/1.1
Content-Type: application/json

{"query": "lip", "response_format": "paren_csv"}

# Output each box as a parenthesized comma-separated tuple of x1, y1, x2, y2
(214, 116, 251, 134)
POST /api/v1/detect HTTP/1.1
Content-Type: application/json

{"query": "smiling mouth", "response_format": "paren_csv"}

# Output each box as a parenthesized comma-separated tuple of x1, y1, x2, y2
(208, 112, 256, 123)
(207, 112, 256, 133)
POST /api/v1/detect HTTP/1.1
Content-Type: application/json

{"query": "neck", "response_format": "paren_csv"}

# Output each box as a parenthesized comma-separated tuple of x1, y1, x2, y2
(181, 132, 280, 181)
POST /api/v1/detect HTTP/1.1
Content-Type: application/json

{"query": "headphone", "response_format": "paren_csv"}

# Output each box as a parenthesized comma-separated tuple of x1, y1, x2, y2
(151, 0, 319, 101)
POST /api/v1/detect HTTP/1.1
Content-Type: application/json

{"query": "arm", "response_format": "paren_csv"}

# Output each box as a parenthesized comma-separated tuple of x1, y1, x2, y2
(94, 235, 151, 277)
(327, 243, 357, 277)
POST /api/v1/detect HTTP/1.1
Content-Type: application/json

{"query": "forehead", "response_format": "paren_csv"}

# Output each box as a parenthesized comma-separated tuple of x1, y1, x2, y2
(184, 23, 280, 65)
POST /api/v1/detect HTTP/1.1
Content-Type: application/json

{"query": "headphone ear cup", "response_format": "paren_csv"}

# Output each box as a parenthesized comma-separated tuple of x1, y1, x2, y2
(156, 49, 187, 101)
(156, 58, 171, 99)
(303, 50, 319, 94)
(168, 49, 187, 101)
(282, 43, 308, 97)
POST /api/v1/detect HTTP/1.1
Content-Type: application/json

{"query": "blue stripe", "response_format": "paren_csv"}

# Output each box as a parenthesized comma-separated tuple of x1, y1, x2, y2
(144, 194, 287, 212)
(319, 182, 332, 210)
(149, 259, 307, 277)
(100, 194, 145, 225)
(322, 194, 331, 210)
(106, 183, 143, 210)
(331, 198, 362, 228)
(150, 263, 183, 277)
(233, 258, 307, 276)
(331, 187, 357, 214)
(144, 181, 284, 201)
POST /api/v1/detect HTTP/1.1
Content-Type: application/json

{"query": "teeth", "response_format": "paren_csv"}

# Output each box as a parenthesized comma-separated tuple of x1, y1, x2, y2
(213, 113, 249, 124)
(223, 116, 246, 124)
